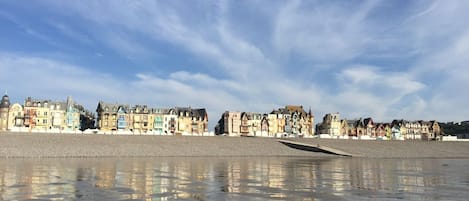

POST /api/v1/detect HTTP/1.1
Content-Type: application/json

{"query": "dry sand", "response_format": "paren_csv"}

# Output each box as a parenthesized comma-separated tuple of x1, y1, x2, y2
(0, 132, 468, 158)
(288, 138, 469, 158)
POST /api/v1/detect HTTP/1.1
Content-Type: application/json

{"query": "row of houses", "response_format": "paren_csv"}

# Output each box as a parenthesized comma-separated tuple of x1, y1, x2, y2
(215, 105, 315, 137)
(0, 94, 209, 135)
(95, 102, 208, 135)
(0, 93, 443, 140)
(0, 94, 94, 132)
(317, 113, 442, 140)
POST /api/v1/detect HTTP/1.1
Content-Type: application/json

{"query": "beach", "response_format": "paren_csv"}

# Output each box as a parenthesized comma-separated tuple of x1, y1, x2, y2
(0, 132, 468, 158)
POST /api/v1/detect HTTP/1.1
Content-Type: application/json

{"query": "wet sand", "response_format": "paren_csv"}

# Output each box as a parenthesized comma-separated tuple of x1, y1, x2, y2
(0, 132, 468, 158)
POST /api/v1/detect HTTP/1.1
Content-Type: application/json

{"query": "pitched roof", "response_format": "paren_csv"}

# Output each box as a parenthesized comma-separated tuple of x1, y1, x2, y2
(285, 105, 307, 115)
(192, 108, 207, 119)
(363, 117, 373, 126)
(96, 101, 129, 113)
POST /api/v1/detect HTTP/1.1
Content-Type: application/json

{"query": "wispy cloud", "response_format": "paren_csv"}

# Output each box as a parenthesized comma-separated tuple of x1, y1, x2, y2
(45, 20, 93, 45)
(1, 0, 469, 127)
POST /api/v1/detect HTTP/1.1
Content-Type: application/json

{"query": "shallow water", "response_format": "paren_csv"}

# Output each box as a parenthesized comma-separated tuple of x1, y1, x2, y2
(0, 157, 468, 201)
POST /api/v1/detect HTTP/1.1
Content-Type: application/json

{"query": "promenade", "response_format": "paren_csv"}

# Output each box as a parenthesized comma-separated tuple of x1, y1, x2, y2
(0, 133, 468, 158)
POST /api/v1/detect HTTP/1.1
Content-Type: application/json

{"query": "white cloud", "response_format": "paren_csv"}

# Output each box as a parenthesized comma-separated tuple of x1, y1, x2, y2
(0, 53, 120, 105)
(332, 65, 426, 121)
(2, 0, 469, 127)
(272, 0, 379, 63)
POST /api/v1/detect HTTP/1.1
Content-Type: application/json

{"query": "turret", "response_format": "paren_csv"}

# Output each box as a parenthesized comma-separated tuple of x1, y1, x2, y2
(0, 94, 10, 109)
(0, 93, 10, 130)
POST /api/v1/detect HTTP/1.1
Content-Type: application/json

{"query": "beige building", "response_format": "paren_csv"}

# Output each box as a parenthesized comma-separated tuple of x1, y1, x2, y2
(172, 107, 208, 135)
(129, 105, 152, 133)
(267, 113, 279, 137)
(175, 107, 192, 135)
(96, 102, 130, 131)
(220, 111, 241, 136)
(239, 112, 262, 136)
(7, 103, 24, 130)
(318, 113, 341, 136)
(23, 97, 52, 131)
(0, 94, 10, 131)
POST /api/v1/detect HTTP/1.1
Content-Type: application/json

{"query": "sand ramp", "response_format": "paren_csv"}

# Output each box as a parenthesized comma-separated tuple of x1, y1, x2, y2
(278, 139, 356, 157)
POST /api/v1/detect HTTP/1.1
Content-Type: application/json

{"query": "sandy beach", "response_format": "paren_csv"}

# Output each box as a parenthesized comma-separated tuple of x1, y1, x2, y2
(0, 132, 468, 158)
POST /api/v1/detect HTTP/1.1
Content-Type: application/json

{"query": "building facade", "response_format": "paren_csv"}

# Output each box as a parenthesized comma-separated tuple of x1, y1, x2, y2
(218, 111, 241, 136)
(0, 94, 10, 131)
(318, 113, 341, 136)
(7, 103, 24, 131)
(215, 105, 315, 137)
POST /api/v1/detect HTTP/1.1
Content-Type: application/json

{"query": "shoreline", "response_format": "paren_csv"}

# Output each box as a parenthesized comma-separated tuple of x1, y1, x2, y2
(0, 132, 468, 158)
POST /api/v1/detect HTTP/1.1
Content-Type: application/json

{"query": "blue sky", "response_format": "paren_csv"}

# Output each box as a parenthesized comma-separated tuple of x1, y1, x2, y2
(1, 0, 468, 129)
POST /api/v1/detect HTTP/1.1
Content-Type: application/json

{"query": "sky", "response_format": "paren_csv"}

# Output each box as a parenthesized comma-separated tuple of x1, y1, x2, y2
(1, 0, 468, 129)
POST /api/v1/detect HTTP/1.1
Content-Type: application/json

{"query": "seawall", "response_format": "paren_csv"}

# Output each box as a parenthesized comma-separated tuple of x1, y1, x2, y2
(0, 133, 468, 158)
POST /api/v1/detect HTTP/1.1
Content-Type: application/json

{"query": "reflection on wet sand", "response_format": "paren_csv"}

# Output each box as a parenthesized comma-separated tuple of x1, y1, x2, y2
(0, 157, 468, 200)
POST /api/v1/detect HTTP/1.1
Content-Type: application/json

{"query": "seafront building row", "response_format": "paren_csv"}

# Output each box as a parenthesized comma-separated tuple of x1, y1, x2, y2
(0, 94, 208, 135)
(214, 106, 315, 137)
(0, 93, 443, 140)
(317, 113, 442, 140)
(95, 102, 208, 135)
(0, 95, 94, 133)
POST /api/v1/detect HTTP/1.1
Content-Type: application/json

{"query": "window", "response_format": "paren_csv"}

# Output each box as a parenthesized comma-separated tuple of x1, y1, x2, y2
(43, 119, 47, 124)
